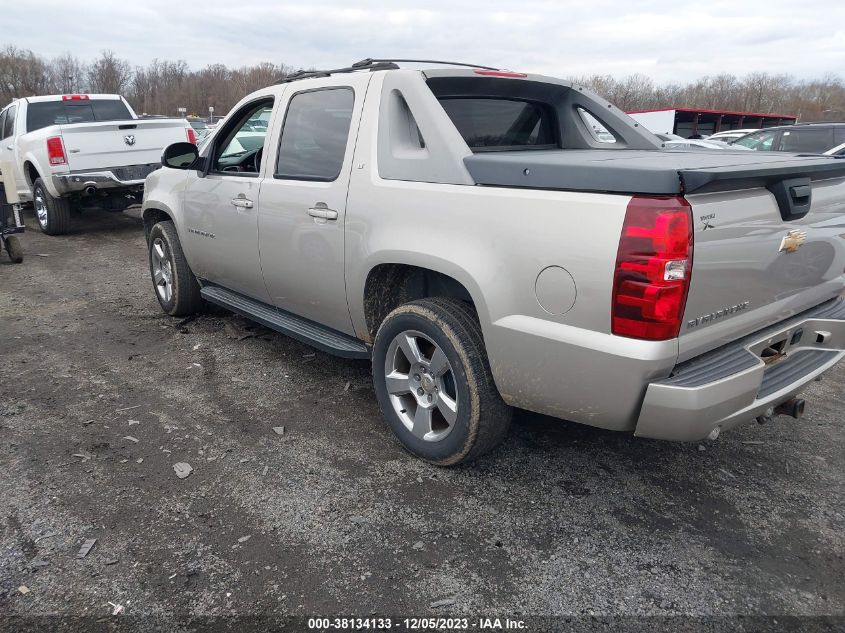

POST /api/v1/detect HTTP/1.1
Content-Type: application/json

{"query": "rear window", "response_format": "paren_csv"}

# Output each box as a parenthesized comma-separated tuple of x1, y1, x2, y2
(437, 98, 556, 151)
(26, 99, 133, 132)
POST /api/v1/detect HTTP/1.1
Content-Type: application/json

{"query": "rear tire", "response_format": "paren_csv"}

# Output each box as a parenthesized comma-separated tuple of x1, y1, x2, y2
(372, 297, 512, 465)
(148, 221, 203, 316)
(5, 236, 23, 263)
(32, 178, 71, 235)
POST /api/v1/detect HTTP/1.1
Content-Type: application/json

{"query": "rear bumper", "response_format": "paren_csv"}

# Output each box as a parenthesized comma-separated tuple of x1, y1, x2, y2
(635, 297, 845, 441)
(53, 163, 160, 195)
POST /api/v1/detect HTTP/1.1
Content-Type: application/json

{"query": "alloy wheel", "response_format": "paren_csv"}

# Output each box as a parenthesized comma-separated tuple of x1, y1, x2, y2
(34, 189, 48, 229)
(151, 238, 174, 303)
(384, 330, 459, 442)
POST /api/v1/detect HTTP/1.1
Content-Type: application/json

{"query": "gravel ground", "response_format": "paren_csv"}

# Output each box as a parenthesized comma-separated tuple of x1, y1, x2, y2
(0, 207, 843, 631)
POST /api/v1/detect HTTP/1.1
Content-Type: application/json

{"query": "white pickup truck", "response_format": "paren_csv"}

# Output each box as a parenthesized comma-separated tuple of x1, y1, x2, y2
(0, 94, 195, 234)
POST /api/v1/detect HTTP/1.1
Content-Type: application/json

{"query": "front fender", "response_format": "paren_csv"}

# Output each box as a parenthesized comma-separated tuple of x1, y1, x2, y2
(142, 168, 189, 234)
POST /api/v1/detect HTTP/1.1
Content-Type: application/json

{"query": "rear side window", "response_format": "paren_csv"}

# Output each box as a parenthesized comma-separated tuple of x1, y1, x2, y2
(779, 127, 834, 153)
(275, 88, 354, 181)
(3, 104, 16, 138)
(438, 98, 556, 151)
(26, 99, 132, 132)
(577, 107, 616, 144)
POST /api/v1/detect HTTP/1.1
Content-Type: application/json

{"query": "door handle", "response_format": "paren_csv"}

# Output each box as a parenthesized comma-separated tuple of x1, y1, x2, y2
(5, 145, 12, 150)
(230, 197, 254, 209)
(308, 205, 338, 221)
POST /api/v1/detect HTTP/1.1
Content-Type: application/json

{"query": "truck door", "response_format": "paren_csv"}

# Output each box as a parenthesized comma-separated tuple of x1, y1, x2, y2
(257, 74, 370, 334)
(181, 97, 276, 302)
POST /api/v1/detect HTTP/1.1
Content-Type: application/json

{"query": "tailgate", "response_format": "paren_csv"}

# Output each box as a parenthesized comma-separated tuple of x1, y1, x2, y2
(679, 174, 845, 362)
(60, 119, 188, 171)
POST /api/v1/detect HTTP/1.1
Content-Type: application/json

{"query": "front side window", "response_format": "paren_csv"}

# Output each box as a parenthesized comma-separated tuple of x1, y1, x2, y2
(438, 98, 556, 151)
(212, 101, 274, 174)
(275, 88, 355, 181)
(734, 130, 777, 151)
(26, 99, 132, 132)
(1, 104, 15, 139)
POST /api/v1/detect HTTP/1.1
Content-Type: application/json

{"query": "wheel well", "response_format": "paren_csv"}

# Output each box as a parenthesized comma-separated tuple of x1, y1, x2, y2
(363, 264, 474, 338)
(24, 162, 40, 188)
(142, 208, 173, 240)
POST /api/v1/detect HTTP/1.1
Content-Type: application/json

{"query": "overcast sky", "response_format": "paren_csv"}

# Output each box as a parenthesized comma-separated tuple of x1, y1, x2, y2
(4, 0, 844, 82)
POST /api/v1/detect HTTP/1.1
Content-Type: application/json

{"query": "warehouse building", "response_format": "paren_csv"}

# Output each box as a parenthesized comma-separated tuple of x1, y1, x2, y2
(626, 107, 798, 138)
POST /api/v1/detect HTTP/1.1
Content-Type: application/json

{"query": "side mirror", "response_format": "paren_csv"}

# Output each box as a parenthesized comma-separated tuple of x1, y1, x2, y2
(162, 142, 200, 170)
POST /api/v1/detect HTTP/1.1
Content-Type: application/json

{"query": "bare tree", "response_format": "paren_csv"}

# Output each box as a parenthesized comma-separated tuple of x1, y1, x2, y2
(87, 50, 132, 94)
(49, 52, 87, 93)
(0, 45, 50, 102)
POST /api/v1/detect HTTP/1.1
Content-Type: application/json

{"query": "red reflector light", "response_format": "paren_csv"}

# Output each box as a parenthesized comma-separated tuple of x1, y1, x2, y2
(612, 196, 693, 341)
(61, 94, 89, 101)
(186, 127, 197, 144)
(46, 136, 67, 166)
(473, 69, 527, 78)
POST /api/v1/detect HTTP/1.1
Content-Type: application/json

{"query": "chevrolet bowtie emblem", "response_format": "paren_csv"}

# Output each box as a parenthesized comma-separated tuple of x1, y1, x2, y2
(779, 229, 807, 253)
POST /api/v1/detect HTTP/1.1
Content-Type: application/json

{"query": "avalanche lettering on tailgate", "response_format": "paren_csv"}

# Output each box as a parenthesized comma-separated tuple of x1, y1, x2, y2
(687, 301, 751, 329)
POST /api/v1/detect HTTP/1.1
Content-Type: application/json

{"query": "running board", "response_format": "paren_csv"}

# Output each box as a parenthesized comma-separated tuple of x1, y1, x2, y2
(200, 285, 370, 359)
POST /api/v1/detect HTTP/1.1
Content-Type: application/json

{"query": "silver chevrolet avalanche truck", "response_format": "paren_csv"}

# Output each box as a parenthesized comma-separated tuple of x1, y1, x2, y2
(141, 59, 845, 465)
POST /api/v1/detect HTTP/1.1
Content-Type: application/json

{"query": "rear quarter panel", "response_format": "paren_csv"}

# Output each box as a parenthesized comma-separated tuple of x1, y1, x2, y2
(15, 126, 66, 198)
(344, 83, 679, 428)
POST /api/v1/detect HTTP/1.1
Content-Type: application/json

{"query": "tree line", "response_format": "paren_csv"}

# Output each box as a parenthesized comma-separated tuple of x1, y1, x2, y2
(0, 46, 295, 118)
(2, 45, 843, 121)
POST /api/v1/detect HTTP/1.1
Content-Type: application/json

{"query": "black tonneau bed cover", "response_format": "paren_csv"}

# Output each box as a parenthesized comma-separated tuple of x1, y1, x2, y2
(464, 149, 845, 196)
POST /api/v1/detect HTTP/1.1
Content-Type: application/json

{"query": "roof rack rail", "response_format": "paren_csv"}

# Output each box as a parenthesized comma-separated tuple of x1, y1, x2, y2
(274, 57, 500, 84)
(352, 58, 500, 71)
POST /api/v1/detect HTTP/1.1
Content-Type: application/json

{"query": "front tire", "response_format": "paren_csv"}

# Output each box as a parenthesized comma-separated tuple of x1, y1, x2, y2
(32, 178, 71, 235)
(372, 297, 512, 465)
(148, 221, 203, 316)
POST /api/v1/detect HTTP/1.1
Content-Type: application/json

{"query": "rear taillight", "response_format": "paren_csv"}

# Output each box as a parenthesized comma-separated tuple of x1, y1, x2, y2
(612, 196, 693, 341)
(46, 136, 67, 166)
(61, 94, 89, 101)
(186, 127, 196, 144)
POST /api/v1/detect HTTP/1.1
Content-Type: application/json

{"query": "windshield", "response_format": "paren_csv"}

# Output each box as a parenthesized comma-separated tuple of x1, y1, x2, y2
(26, 99, 133, 132)
(733, 130, 777, 150)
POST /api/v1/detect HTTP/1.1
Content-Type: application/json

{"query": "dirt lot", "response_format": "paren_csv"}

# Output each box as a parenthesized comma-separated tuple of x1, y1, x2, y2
(0, 207, 843, 630)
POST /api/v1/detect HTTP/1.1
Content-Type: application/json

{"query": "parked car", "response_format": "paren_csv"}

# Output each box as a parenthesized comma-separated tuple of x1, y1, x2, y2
(733, 123, 845, 154)
(142, 60, 845, 465)
(654, 133, 685, 142)
(706, 128, 760, 143)
(664, 139, 751, 150)
(187, 117, 210, 142)
(0, 94, 195, 234)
